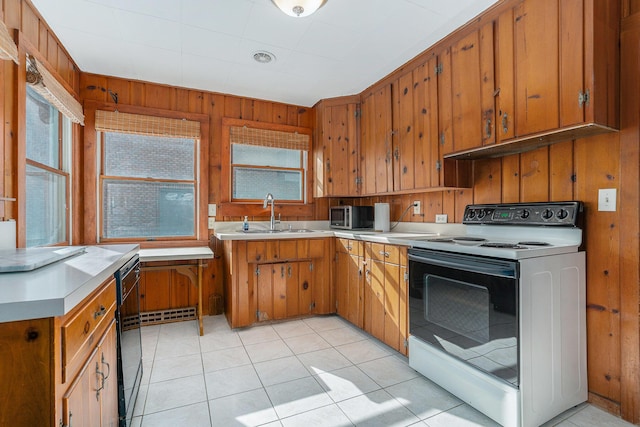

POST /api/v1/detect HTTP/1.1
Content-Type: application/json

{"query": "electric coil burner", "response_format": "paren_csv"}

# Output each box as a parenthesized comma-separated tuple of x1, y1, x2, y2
(406, 201, 586, 427)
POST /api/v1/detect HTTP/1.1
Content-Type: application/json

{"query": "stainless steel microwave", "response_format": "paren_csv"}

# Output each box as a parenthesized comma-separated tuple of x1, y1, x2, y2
(329, 206, 374, 230)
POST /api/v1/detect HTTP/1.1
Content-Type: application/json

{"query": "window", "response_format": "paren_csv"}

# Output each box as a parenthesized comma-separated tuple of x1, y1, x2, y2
(25, 86, 70, 247)
(225, 120, 311, 204)
(96, 110, 201, 241)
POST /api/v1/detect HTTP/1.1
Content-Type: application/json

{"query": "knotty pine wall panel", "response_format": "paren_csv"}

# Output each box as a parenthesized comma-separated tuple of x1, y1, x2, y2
(80, 72, 315, 311)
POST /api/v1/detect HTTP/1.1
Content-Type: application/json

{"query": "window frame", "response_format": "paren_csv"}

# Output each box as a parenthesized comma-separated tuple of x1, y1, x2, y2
(83, 101, 210, 247)
(219, 117, 314, 217)
(23, 75, 72, 247)
(97, 131, 199, 242)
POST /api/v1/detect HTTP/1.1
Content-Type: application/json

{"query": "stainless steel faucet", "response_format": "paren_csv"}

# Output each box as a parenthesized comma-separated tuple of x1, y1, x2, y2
(263, 193, 278, 230)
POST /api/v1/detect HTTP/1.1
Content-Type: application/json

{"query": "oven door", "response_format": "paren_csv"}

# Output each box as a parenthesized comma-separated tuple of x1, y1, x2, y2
(408, 248, 520, 386)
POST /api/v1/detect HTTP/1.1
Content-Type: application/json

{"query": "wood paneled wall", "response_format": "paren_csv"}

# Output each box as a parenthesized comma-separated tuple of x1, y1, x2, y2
(79, 72, 325, 307)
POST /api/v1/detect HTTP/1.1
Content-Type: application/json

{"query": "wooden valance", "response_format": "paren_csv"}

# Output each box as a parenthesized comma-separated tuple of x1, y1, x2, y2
(230, 125, 310, 151)
(0, 20, 18, 64)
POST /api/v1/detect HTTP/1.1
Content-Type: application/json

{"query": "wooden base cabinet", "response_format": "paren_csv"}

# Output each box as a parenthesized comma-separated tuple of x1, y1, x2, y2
(364, 243, 409, 355)
(0, 277, 118, 427)
(223, 238, 334, 328)
(335, 239, 365, 328)
(334, 239, 409, 356)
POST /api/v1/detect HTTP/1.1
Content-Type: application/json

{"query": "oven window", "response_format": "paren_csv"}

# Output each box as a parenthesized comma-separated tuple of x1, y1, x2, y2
(410, 257, 519, 387)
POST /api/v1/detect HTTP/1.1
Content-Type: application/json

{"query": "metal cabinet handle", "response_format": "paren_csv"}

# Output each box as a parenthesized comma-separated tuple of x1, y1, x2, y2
(60, 413, 72, 427)
(378, 250, 389, 257)
(485, 118, 492, 138)
(346, 245, 352, 251)
(94, 305, 106, 319)
(95, 362, 105, 400)
(502, 112, 508, 134)
(101, 353, 111, 380)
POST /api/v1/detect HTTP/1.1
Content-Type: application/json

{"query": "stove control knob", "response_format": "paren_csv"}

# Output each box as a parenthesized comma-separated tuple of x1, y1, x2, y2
(557, 209, 568, 219)
(466, 209, 476, 219)
(520, 209, 530, 219)
(542, 209, 553, 220)
(477, 209, 486, 219)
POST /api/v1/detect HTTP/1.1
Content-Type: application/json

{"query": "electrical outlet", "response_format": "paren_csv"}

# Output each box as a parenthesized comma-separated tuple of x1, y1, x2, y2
(598, 189, 616, 212)
(208, 217, 216, 229)
(208, 204, 217, 216)
(413, 201, 421, 215)
(435, 214, 448, 223)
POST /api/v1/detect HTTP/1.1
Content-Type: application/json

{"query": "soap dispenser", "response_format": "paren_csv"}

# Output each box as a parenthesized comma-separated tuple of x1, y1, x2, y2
(243, 216, 249, 231)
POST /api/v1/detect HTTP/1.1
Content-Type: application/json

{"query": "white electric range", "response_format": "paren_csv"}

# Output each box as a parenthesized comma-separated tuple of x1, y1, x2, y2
(406, 202, 587, 427)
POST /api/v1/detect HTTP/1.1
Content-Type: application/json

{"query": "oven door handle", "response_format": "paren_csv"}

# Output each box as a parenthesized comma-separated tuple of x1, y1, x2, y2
(408, 253, 517, 278)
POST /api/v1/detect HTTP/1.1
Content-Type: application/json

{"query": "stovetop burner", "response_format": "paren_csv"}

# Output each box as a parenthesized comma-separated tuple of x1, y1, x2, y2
(518, 241, 551, 246)
(481, 242, 527, 249)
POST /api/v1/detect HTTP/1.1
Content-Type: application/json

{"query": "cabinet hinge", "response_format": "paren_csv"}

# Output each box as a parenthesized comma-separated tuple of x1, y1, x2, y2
(310, 301, 316, 311)
(435, 160, 442, 171)
(355, 177, 362, 185)
(309, 263, 314, 272)
(439, 132, 445, 146)
(255, 267, 260, 276)
(434, 63, 443, 75)
(404, 272, 409, 281)
(256, 310, 260, 319)
(404, 339, 408, 348)
(578, 89, 590, 108)
(354, 109, 361, 118)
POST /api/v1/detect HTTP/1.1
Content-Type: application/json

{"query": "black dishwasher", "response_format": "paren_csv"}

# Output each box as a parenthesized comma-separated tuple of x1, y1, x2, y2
(114, 254, 143, 427)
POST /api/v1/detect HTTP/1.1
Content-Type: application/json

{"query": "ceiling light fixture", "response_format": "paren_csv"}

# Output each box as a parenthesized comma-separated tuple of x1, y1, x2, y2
(253, 51, 276, 64)
(271, 0, 327, 17)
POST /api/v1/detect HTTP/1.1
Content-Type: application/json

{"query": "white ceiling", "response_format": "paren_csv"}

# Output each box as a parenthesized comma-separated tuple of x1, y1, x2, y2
(30, 0, 499, 107)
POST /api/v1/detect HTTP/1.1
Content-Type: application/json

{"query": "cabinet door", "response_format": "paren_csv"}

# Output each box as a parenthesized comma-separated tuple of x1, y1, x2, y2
(360, 85, 393, 195)
(285, 263, 300, 317)
(495, 6, 516, 142)
(321, 103, 360, 196)
(364, 243, 386, 342)
(383, 261, 401, 352)
(448, 24, 495, 153)
(336, 251, 364, 328)
(99, 320, 118, 427)
(299, 261, 314, 314)
(514, 0, 560, 136)
(256, 264, 274, 322)
(62, 348, 102, 427)
(273, 264, 288, 320)
(393, 72, 416, 191)
(412, 56, 440, 189)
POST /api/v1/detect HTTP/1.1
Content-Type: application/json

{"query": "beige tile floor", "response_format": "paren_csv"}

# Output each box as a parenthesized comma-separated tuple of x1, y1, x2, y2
(130, 315, 635, 427)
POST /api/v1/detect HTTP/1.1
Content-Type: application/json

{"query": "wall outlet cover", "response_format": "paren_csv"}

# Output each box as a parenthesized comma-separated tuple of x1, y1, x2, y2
(208, 217, 216, 229)
(435, 214, 448, 223)
(208, 204, 217, 217)
(413, 201, 421, 215)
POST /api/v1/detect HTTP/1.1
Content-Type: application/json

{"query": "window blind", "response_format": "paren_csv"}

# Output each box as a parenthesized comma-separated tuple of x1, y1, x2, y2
(95, 110, 201, 139)
(0, 20, 18, 64)
(230, 126, 309, 151)
(26, 55, 84, 125)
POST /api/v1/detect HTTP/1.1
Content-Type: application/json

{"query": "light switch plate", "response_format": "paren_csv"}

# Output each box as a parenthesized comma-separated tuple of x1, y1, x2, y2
(208, 217, 216, 229)
(413, 201, 421, 215)
(208, 204, 217, 217)
(598, 189, 616, 212)
(435, 214, 448, 224)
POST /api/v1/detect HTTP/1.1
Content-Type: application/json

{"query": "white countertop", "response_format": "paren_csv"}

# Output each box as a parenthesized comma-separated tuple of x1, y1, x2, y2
(0, 244, 139, 323)
(139, 247, 214, 262)
(213, 221, 466, 244)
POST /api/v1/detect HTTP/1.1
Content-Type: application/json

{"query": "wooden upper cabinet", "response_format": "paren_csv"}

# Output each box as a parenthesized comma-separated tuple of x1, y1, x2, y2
(315, 96, 360, 197)
(491, 0, 619, 150)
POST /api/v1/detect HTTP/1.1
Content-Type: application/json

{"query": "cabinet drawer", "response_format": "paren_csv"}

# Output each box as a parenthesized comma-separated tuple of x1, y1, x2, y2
(61, 278, 116, 383)
(337, 239, 362, 256)
(368, 243, 400, 264)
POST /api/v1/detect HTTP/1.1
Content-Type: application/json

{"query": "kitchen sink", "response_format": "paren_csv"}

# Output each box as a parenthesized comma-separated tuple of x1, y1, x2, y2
(241, 229, 283, 233)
